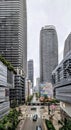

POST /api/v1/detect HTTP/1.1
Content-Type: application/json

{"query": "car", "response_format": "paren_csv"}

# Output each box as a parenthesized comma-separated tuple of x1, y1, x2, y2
(36, 125, 42, 130)
(40, 107, 44, 109)
(33, 114, 38, 121)
(35, 114, 38, 118)
(31, 107, 36, 110)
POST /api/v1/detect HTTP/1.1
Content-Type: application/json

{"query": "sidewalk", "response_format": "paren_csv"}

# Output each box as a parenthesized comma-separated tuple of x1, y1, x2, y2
(52, 111, 61, 130)
(16, 105, 27, 130)
(16, 119, 26, 130)
(43, 119, 48, 130)
(50, 108, 61, 130)
(43, 105, 61, 130)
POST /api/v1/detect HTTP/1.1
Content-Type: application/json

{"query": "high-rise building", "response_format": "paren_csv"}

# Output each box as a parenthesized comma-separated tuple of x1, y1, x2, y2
(0, 0, 27, 105)
(36, 78, 40, 92)
(28, 60, 34, 87)
(64, 33, 71, 57)
(52, 51, 71, 120)
(40, 25, 58, 83)
(0, 0, 27, 75)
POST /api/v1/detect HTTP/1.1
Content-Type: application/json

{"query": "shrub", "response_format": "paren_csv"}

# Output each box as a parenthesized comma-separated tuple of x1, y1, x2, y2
(4, 121, 13, 130)
(0, 123, 5, 130)
(0, 108, 20, 130)
(45, 119, 56, 130)
(0, 55, 16, 74)
(59, 119, 71, 130)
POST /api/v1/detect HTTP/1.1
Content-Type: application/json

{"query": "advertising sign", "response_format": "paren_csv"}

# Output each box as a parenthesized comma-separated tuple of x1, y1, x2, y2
(40, 82, 53, 98)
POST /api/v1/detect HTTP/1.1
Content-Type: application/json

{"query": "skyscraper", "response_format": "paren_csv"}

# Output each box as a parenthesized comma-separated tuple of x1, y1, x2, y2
(36, 78, 40, 92)
(40, 25, 58, 83)
(28, 60, 34, 87)
(0, 0, 27, 105)
(0, 0, 27, 75)
(64, 33, 71, 58)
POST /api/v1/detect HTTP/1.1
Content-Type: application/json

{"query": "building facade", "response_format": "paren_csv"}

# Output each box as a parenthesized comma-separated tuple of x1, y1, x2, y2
(15, 74, 25, 105)
(36, 78, 40, 93)
(28, 60, 34, 87)
(0, 0, 27, 75)
(10, 68, 25, 107)
(0, 61, 9, 118)
(52, 51, 71, 120)
(0, 0, 27, 105)
(40, 25, 58, 83)
(25, 80, 33, 101)
(64, 33, 71, 58)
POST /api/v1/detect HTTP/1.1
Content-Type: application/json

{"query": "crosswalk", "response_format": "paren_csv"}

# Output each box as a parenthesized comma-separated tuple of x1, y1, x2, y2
(23, 113, 49, 120)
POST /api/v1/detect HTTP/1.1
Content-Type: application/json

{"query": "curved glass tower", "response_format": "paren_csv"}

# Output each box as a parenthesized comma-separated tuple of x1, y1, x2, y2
(40, 25, 58, 83)
(64, 33, 71, 58)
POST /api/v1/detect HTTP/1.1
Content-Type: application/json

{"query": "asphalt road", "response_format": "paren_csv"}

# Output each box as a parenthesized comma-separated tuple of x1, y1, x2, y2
(18, 95, 47, 130)
(31, 94, 40, 103)
(22, 118, 45, 130)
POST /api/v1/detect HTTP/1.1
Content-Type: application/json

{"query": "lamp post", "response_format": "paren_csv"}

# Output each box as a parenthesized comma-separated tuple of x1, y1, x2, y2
(48, 102, 51, 115)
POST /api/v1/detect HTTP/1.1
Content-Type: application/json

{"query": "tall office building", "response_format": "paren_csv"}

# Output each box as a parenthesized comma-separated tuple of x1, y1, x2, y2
(0, 0, 27, 105)
(36, 78, 40, 92)
(28, 60, 34, 87)
(64, 33, 71, 58)
(0, 0, 27, 75)
(40, 25, 58, 83)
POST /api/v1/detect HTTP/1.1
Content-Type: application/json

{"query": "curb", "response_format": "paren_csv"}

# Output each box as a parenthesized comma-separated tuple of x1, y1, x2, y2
(16, 119, 26, 130)
(43, 119, 48, 130)
(20, 119, 27, 130)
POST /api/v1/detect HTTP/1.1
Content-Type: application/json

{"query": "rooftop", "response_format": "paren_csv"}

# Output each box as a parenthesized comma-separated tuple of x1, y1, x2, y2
(41, 25, 56, 30)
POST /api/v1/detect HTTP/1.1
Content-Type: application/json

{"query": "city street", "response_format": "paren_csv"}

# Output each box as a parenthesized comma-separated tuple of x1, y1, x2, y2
(22, 104, 46, 130)
(0, 0, 71, 130)
(16, 93, 61, 130)
(17, 95, 48, 130)
(22, 118, 45, 130)
(17, 100, 61, 130)
(31, 94, 40, 103)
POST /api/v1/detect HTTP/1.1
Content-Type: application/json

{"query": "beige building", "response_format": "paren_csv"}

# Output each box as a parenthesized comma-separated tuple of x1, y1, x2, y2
(25, 80, 33, 101)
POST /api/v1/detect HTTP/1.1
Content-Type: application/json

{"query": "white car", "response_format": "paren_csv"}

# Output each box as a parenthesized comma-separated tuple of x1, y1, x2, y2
(36, 125, 42, 130)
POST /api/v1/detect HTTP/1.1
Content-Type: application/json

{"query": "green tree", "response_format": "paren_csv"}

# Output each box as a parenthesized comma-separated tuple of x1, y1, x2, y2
(0, 123, 5, 130)
(5, 121, 13, 130)
(59, 119, 71, 130)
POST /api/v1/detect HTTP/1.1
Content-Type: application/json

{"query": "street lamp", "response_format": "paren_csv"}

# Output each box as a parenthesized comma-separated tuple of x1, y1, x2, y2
(48, 102, 51, 115)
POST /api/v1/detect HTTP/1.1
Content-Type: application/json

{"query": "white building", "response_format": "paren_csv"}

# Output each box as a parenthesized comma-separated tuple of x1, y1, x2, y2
(36, 78, 40, 93)
(25, 80, 33, 101)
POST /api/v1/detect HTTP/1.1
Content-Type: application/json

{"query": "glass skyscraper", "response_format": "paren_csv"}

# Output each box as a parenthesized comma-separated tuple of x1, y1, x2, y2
(64, 33, 71, 58)
(40, 25, 58, 83)
(0, 0, 27, 105)
(28, 60, 34, 87)
(0, 0, 27, 75)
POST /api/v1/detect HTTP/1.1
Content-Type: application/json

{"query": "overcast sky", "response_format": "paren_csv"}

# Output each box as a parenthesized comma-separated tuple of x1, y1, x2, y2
(27, 0, 71, 85)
